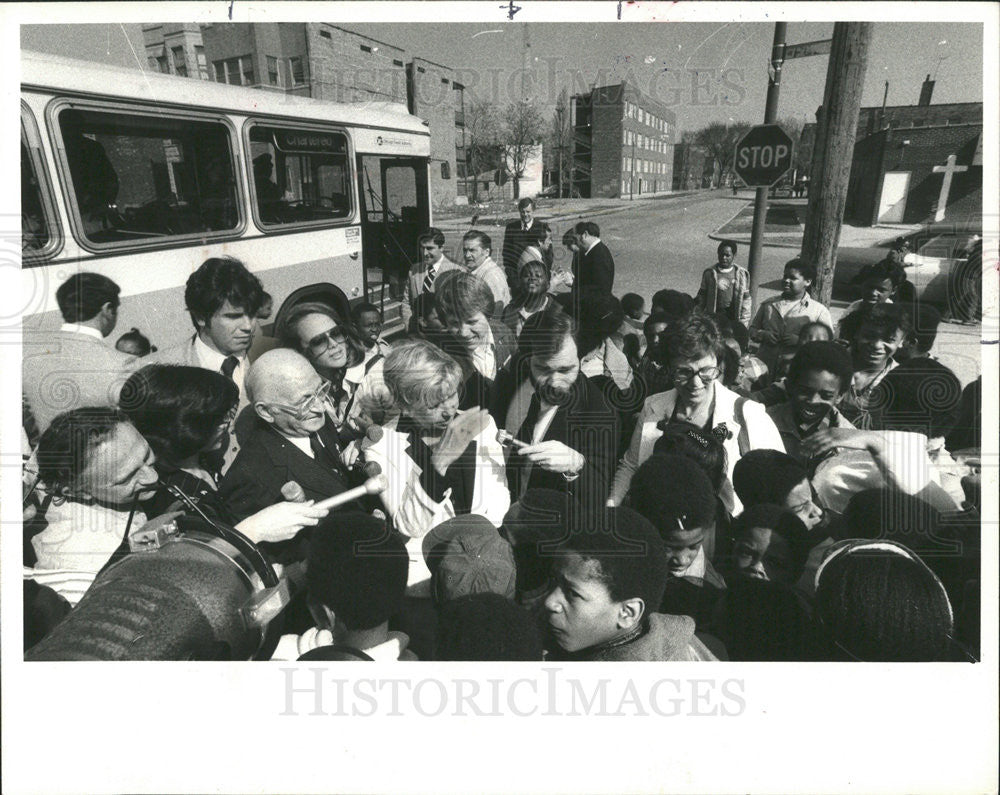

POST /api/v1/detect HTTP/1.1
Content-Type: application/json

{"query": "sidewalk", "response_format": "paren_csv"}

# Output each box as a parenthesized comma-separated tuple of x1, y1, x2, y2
(433, 189, 706, 231)
(709, 198, 922, 250)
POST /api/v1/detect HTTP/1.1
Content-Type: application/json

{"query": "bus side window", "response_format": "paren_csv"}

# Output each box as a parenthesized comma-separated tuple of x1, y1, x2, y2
(248, 124, 352, 228)
(21, 139, 50, 255)
(56, 107, 241, 247)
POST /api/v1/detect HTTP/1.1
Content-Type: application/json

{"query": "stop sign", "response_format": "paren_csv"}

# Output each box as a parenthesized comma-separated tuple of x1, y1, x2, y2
(733, 124, 795, 187)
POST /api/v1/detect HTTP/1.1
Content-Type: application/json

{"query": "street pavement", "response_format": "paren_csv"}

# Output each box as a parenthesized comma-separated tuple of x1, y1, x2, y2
(436, 189, 986, 387)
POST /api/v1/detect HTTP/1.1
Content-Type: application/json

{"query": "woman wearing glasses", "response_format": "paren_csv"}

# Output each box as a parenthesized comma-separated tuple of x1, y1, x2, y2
(120, 364, 328, 545)
(277, 302, 385, 439)
(609, 310, 784, 515)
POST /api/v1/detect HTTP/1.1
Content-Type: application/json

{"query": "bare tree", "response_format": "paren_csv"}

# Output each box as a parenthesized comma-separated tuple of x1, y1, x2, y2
(464, 98, 503, 204)
(694, 120, 753, 185)
(500, 99, 546, 199)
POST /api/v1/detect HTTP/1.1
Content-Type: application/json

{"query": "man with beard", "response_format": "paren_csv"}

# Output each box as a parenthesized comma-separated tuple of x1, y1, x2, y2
(490, 304, 619, 506)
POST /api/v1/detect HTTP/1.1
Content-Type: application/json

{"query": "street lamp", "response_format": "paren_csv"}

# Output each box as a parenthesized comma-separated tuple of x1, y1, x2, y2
(555, 105, 565, 199)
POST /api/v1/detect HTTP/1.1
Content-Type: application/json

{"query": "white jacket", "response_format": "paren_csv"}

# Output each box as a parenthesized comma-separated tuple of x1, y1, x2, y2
(363, 414, 510, 594)
(609, 381, 785, 515)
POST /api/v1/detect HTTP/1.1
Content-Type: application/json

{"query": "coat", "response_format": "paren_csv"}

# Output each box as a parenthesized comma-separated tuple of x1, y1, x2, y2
(609, 380, 786, 515)
(502, 219, 537, 287)
(218, 418, 358, 562)
(399, 255, 461, 327)
(490, 371, 619, 502)
(22, 328, 135, 432)
(696, 265, 753, 327)
(574, 240, 615, 296)
(362, 413, 510, 595)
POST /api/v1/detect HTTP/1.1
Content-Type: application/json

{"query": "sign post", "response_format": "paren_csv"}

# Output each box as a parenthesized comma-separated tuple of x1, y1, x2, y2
(736, 22, 788, 310)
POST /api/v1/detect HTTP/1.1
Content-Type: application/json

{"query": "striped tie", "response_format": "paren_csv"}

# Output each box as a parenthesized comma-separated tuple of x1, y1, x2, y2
(422, 263, 437, 294)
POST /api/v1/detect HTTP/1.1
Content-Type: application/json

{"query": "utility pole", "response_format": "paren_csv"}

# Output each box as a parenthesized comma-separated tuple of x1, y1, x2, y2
(746, 22, 788, 308)
(802, 22, 873, 306)
(556, 105, 565, 198)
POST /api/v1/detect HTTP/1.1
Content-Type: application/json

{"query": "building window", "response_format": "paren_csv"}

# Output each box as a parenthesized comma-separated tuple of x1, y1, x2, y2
(267, 56, 280, 86)
(360, 45, 373, 53)
(441, 77, 450, 85)
(195, 46, 209, 79)
(441, 162, 451, 180)
(417, 66, 426, 74)
(320, 30, 332, 39)
(156, 55, 170, 74)
(393, 58, 404, 67)
(288, 57, 306, 86)
(212, 60, 225, 83)
(172, 46, 187, 77)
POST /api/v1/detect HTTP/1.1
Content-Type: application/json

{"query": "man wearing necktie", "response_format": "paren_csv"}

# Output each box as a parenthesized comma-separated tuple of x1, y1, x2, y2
(502, 197, 537, 294)
(489, 304, 619, 508)
(219, 349, 359, 563)
(145, 257, 266, 473)
(401, 228, 460, 329)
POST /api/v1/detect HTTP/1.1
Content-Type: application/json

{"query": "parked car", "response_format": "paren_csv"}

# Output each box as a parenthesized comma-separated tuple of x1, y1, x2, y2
(832, 222, 983, 308)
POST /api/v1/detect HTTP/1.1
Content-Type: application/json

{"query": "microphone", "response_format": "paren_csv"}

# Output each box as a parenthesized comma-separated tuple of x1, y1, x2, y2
(281, 481, 307, 502)
(496, 429, 528, 450)
(314, 475, 388, 512)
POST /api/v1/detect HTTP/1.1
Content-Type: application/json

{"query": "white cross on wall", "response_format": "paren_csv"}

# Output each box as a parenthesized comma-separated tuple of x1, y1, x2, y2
(932, 154, 969, 222)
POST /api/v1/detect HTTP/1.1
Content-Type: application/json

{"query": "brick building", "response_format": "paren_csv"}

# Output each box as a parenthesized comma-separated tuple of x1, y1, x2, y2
(570, 82, 676, 198)
(841, 76, 982, 225)
(193, 23, 465, 208)
(142, 24, 210, 80)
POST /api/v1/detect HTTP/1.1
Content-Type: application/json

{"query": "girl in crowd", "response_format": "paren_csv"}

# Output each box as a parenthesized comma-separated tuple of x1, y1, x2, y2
(610, 310, 784, 515)
(839, 304, 910, 428)
(502, 260, 557, 337)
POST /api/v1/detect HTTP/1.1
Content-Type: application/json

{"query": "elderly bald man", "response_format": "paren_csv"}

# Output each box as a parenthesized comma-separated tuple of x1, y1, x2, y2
(219, 349, 363, 560)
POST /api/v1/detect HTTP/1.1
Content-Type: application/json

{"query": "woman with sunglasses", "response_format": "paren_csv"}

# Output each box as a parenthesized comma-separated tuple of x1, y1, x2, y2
(277, 301, 382, 439)
(120, 364, 327, 545)
(609, 310, 785, 515)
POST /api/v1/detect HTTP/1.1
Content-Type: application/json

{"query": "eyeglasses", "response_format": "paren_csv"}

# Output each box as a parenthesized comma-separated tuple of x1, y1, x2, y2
(672, 365, 721, 384)
(305, 327, 346, 357)
(267, 380, 333, 420)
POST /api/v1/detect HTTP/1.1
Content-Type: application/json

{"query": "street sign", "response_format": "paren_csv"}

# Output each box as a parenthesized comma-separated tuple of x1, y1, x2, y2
(733, 124, 795, 188)
(785, 39, 832, 60)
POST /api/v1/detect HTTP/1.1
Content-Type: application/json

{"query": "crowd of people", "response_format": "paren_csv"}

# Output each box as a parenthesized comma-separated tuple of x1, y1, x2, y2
(22, 196, 982, 662)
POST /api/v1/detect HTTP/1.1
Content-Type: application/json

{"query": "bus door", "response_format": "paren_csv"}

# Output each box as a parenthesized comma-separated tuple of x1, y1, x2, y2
(357, 155, 429, 309)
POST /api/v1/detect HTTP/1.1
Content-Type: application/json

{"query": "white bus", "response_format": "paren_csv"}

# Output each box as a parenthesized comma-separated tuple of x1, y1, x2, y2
(20, 49, 432, 345)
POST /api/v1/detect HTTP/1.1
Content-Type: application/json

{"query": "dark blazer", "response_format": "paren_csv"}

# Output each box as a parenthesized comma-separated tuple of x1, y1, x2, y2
(218, 418, 359, 562)
(574, 240, 615, 296)
(501, 219, 536, 288)
(490, 371, 619, 504)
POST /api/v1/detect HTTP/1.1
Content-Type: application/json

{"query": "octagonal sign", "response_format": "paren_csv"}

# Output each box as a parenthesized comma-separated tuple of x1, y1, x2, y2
(734, 124, 795, 188)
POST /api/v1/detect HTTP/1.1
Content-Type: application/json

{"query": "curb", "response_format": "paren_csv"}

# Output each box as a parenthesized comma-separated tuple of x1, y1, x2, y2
(435, 189, 708, 231)
(707, 230, 803, 249)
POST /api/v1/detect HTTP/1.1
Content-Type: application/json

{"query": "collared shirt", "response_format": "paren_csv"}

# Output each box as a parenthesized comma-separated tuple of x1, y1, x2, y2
(59, 322, 104, 340)
(766, 401, 855, 466)
(194, 335, 248, 395)
(275, 428, 314, 459)
(583, 237, 601, 255)
(532, 402, 559, 444)
(469, 323, 498, 381)
(466, 257, 511, 307)
(669, 546, 707, 579)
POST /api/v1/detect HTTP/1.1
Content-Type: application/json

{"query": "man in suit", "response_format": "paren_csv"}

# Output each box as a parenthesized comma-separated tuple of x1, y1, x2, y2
(218, 349, 360, 562)
(146, 257, 266, 472)
(572, 220, 615, 298)
(400, 227, 460, 329)
(23, 273, 135, 433)
(501, 197, 538, 292)
(461, 230, 511, 317)
(490, 305, 619, 510)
